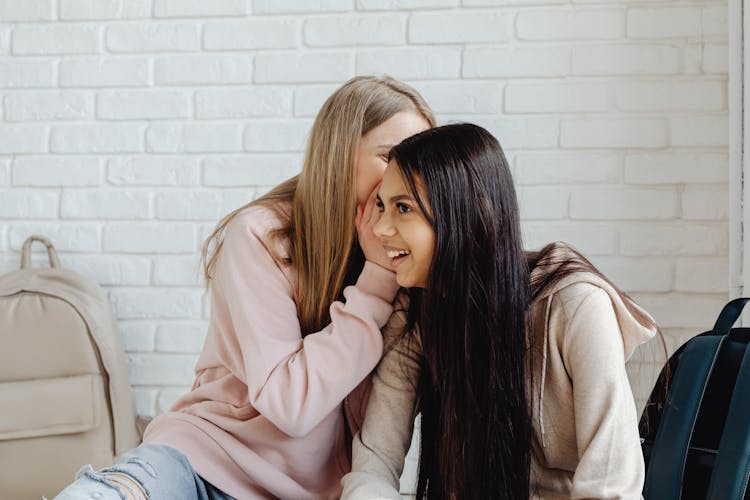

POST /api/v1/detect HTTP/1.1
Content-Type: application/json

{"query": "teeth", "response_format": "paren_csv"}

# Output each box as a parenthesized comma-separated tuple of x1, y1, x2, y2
(387, 249, 410, 258)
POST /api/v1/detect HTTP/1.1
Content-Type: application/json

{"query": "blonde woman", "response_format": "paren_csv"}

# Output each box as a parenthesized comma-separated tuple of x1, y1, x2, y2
(53, 76, 435, 500)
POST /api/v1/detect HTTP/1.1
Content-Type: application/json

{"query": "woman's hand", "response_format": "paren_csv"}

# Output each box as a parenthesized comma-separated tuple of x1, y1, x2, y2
(356, 184, 393, 271)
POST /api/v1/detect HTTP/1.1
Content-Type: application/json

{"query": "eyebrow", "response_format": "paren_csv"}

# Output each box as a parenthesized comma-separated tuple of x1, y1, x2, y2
(377, 193, 413, 204)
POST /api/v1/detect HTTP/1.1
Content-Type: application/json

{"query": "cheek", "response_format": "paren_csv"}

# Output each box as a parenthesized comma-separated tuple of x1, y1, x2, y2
(356, 158, 387, 202)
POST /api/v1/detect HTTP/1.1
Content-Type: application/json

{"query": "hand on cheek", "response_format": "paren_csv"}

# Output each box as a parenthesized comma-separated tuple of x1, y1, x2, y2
(356, 185, 393, 272)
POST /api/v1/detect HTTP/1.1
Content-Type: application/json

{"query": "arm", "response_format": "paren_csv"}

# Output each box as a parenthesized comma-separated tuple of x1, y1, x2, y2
(562, 288, 645, 499)
(213, 209, 400, 438)
(341, 313, 423, 500)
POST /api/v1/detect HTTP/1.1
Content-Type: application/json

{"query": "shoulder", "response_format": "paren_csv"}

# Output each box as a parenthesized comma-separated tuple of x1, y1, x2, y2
(552, 281, 611, 321)
(223, 203, 291, 258)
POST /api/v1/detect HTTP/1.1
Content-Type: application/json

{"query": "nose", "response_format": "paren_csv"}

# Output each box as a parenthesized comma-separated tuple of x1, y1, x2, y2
(374, 210, 395, 240)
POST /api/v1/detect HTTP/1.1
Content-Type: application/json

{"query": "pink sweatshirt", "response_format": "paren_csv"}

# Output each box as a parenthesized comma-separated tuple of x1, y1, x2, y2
(143, 204, 400, 499)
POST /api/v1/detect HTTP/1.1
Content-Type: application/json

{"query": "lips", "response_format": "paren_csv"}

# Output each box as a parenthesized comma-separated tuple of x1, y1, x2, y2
(384, 246, 410, 268)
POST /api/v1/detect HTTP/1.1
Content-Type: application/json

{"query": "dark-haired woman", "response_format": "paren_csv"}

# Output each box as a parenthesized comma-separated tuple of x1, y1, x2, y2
(340, 123, 658, 499)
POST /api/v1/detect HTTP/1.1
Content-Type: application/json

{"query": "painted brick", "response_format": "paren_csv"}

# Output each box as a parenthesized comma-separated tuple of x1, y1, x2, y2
(469, 117, 559, 150)
(293, 84, 338, 117)
(0, 158, 9, 186)
(154, 54, 253, 85)
(154, 0, 248, 18)
(146, 124, 243, 153)
(517, 8, 624, 40)
(254, 0, 352, 13)
(409, 11, 510, 43)
(615, 81, 724, 111)
(63, 254, 152, 286)
(675, 259, 728, 293)
(60, 57, 150, 88)
(119, 322, 156, 352)
(155, 191, 223, 220)
(514, 152, 621, 185)
(631, 294, 728, 329)
(0, 27, 10, 55)
(9, 223, 100, 252)
(505, 82, 611, 113)
(0, 190, 58, 218)
(516, 187, 569, 220)
(620, 224, 727, 256)
(572, 44, 680, 75)
(570, 188, 678, 220)
(304, 14, 405, 46)
(255, 52, 352, 83)
(152, 256, 203, 286)
(108, 157, 200, 186)
(60, 0, 151, 20)
(103, 223, 195, 253)
(0, 125, 48, 153)
(243, 120, 313, 152)
(591, 257, 673, 293)
(203, 155, 302, 186)
(561, 118, 667, 149)
(220, 188, 266, 213)
(463, 46, 570, 78)
(356, 47, 461, 80)
(0, 59, 56, 88)
(106, 23, 201, 53)
(4, 91, 94, 121)
(624, 153, 728, 184)
(0, 0, 53, 21)
(13, 24, 101, 55)
(703, 6, 728, 37)
(681, 188, 728, 221)
(703, 44, 728, 74)
(358, 0, 456, 8)
(62, 190, 152, 219)
(627, 7, 702, 39)
(97, 91, 191, 120)
(156, 322, 208, 353)
(204, 19, 298, 50)
(670, 115, 728, 147)
(413, 81, 501, 114)
(522, 222, 617, 255)
(131, 388, 157, 416)
(51, 124, 144, 153)
(13, 157, 102, 186)
(195, 87, 293, 119)
(126, 353, 199, 384)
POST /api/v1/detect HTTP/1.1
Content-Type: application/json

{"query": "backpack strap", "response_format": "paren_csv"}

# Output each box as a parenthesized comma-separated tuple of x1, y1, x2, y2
(643, 335, 725, 500)
(21, 235, 60, 269)
(707, 342, 750, 500)
(711, 297, 750, 336)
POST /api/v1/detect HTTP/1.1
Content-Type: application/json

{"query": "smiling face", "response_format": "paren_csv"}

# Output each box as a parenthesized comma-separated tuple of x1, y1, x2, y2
(374, 162, 436, 288)
(355, 111, 431, 207)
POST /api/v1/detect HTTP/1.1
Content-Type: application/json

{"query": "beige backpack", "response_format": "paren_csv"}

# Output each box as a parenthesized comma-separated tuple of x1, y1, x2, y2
(0, 235, 140, 499)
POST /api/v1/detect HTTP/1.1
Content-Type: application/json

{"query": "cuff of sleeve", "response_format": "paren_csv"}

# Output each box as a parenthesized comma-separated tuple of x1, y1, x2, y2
(356, 261, 400, 303)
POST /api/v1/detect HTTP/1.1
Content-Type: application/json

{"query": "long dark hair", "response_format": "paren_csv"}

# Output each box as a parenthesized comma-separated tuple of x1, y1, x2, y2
(390, 123, 532, 499)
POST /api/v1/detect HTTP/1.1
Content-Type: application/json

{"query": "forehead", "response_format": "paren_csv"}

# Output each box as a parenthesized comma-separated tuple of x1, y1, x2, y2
(379, 162, 409, 196)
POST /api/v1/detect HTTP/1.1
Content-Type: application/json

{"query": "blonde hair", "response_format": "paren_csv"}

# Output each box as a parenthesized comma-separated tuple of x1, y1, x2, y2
(202, 76, 436, 336)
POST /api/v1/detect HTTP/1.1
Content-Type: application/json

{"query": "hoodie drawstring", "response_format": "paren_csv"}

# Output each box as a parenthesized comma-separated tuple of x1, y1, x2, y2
(539, 293, 553, 449)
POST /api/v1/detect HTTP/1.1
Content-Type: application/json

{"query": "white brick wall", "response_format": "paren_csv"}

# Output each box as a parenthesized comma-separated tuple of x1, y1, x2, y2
(0, 1, 728, 492)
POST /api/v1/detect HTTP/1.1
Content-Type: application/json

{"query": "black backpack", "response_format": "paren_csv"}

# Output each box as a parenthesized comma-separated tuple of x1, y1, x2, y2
(640, 297, 750, 500)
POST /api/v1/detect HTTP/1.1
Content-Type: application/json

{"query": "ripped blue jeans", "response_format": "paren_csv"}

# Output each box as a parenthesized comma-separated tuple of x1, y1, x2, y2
(52, 444, 235, 500)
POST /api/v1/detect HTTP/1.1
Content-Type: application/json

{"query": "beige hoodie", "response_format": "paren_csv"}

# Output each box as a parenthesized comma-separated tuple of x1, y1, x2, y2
(341, 263, 657, 499)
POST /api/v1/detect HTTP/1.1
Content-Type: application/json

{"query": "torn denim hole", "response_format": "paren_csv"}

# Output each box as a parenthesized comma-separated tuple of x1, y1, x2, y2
(74, 465, 127, 500)
(74, 464, 151, 500)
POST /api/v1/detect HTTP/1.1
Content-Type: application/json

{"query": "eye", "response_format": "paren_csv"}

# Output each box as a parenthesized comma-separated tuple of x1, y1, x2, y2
(375, 198, 384, 212)
(396, 202, 411, 214)
(379, 154, 389, 163)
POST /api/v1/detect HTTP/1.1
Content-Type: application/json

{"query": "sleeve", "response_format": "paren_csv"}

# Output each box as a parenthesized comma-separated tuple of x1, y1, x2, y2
(213, 211, 400, 438)
(562, 288, 645, 500)
(341, 317, 423, 500)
